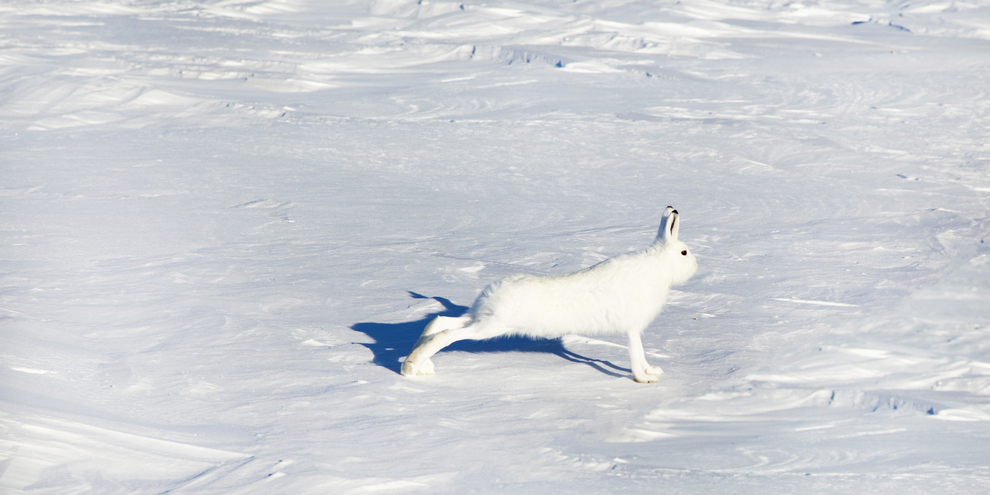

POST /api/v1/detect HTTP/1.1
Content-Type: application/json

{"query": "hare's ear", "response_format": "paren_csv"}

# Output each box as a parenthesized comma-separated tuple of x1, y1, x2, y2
(657, 206, 676, 242)
(657, 206, 674, 240)
(662, 208, 680, 243)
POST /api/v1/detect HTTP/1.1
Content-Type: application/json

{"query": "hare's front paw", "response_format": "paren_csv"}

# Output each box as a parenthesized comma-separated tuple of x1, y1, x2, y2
(645, 365, 664, 376)
(633, 372, 660, 384)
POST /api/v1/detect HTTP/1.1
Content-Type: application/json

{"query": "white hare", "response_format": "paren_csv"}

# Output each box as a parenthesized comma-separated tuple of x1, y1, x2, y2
(401, 206, 698, 383)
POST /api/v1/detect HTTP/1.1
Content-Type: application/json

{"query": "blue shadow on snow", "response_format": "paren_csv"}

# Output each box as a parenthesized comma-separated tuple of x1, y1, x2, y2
(350, 291, 629, 378)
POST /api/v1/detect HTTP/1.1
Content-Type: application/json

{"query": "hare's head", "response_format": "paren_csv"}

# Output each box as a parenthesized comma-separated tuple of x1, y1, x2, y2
(657, 206, 698, 286)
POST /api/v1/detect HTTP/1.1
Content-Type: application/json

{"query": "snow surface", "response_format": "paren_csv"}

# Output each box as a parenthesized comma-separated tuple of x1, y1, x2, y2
(2, 0, 989, 493)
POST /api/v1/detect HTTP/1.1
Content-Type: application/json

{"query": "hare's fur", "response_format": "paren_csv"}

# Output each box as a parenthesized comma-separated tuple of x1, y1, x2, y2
(402, 207, 698, 383)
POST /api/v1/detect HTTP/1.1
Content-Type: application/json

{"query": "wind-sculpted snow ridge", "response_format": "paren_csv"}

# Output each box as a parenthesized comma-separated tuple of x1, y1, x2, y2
(2, 0, 986, 130)
(2, 0, 990, 493)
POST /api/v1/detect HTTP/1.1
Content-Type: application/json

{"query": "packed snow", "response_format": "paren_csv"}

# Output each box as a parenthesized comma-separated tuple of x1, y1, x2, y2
(1, 0, 989, 493)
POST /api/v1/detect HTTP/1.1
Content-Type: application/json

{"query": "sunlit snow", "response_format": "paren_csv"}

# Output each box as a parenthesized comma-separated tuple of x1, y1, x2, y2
(2, 0, 989, 493)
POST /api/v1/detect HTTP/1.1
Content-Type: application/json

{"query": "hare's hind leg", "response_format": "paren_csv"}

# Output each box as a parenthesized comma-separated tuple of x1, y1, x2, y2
(627, 330, 663, 384)
(402, 316, 471, 376)
(416, 315, 471, 346)
(401, 319, 502, 377)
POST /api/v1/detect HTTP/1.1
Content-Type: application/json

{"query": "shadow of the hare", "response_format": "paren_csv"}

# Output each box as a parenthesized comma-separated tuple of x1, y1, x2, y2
(350, 292, 629, 378)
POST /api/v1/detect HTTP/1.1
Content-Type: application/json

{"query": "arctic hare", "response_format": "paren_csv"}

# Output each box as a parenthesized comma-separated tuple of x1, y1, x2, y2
(402, 206, 698, 383)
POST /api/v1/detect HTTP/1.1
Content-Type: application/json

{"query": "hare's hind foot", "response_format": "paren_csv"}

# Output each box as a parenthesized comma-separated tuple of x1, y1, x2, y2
(645, 365, 664, 376)
(401, 357, 435, 377)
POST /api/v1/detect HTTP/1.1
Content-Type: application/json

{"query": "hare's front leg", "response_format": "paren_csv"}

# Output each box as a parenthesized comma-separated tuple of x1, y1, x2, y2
(627, 331, 662, 383)
(644, 364, 664, 376)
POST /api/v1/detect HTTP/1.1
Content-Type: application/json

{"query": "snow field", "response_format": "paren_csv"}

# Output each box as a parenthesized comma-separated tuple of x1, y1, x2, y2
(2, 0, 990, 493)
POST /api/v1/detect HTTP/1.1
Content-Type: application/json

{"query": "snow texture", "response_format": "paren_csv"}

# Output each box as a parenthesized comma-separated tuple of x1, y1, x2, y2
(1, 0, 989, 493)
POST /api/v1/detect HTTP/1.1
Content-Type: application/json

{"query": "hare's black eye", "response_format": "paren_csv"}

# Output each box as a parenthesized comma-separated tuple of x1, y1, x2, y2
(681, 250, 688, 256)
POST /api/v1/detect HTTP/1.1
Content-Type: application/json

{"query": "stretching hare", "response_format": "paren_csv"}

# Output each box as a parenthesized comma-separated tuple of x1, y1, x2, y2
(402, 206, 698, 383)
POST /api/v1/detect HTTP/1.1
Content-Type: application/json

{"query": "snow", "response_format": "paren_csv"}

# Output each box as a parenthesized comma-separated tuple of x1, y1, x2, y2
(1, 0, 989, 492)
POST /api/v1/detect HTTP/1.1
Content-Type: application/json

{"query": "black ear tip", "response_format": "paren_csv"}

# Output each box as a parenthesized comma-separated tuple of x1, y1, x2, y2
(672, 209, 678, 215)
